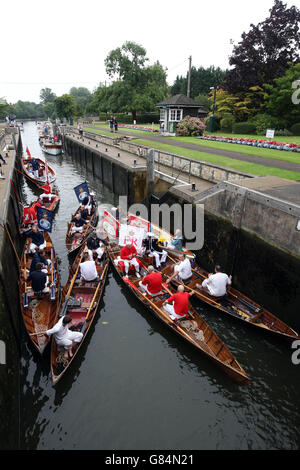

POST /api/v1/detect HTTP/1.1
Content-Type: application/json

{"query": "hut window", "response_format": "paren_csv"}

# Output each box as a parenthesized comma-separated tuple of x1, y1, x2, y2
(160, 109, 165, 121)
(169, 109, 182, 122)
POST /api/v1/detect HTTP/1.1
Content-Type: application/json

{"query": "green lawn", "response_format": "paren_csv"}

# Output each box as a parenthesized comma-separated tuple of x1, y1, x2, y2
(133, 138, 300, 181)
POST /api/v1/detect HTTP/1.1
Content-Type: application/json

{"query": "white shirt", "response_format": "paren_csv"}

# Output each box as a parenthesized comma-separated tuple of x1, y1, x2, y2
(80, 260, 98, 281)
(177, 258, 192, 280)
(206, 272, 231, 297)
(46, 316, 69, 341)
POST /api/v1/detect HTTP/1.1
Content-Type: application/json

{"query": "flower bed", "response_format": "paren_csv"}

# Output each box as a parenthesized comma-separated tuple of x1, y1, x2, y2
(197, 135, 300, 152)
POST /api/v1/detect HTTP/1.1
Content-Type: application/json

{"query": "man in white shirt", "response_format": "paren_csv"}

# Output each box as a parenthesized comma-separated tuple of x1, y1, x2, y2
(166, 253, 193, 284)
(199, 265, 232, 297)
(80, 253, 98, 282)
(44, 314, 83, 359)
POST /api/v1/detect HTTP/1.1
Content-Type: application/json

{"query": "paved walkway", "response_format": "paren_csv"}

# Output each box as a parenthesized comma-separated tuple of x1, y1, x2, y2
(86, 125, 300, 174)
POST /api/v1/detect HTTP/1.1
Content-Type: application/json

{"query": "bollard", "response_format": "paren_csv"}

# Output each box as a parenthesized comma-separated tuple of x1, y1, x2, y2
(191, 183, 196, 191)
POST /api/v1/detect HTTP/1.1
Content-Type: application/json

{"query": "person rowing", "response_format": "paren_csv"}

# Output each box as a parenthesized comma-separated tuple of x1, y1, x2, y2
(163, 285, 196, 323)
(139, 265, 162, 298)
(44, 315, 83, 360)
(166, 253, 192, 284)
(197, 264, 232, 298)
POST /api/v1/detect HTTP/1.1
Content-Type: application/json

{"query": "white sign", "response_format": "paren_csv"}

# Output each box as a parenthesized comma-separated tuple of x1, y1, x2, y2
(266, 129, 275, 138)
(119, 224, 145, 251)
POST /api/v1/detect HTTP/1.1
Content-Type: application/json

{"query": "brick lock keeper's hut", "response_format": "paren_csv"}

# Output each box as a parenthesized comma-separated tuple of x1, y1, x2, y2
(156, 94, 208, 135)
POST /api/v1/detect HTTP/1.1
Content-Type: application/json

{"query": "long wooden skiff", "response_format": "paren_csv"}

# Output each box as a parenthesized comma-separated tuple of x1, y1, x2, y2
(65, 202, 98, 255)
(108, 243, 250, 385)
(50, 245, 109, 385)
(162, 253, 299, 342)
(21, 156, 56, 185)
(19, 231, 60, 354)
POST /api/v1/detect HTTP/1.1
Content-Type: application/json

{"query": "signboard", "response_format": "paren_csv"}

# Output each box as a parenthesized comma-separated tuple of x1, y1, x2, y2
(119, 224, 145, 251)
(266, 129, 275, 139)
(102, 211, 119, 238)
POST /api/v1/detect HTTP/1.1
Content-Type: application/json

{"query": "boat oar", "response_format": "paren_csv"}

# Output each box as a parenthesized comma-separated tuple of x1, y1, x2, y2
(81, 261, 108, 334)
(59, 251, 84, 317)
(50, 247, 56, 301)
(23, 252, 29, 308)
(1, 223, 21, 265)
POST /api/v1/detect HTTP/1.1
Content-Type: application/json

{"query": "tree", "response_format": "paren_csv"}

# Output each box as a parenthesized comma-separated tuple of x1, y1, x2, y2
(69, 87, 93, 113)
(170, 66, 227, 98)
(40, 88, 56, 105)
(54, 94, 77, 119)
(223, 0, 300, 94)
(0, 97, 8, 118)
(264, 62, 300, 127)
(98, 42, 168, 120)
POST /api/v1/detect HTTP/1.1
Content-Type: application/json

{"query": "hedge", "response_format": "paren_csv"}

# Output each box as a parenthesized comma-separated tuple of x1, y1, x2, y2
(232, 122, 257, 134)
(98, 112, 160, 124)
(290, 123, 300, 136)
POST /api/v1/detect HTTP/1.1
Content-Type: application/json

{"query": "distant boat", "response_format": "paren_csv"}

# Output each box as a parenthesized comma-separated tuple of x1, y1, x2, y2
(41, 140, 62, 156)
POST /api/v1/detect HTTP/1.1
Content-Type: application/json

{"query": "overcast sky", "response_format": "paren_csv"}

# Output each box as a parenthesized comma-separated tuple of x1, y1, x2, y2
(1, 0, 296, 104)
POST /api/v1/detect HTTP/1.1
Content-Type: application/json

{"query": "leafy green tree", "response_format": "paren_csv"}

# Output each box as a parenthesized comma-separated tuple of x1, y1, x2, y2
(54, 94, 77, 119)
(194, 93, 210, 111)
(69, 87, 93, 113)
(0, 97, 8, 118)
(170, 66, 227, 98)
(43, 102, 57, 119)
(102, 42, 168, 120)
(264, 62, 300, 127)
(40, 88, 56, 105)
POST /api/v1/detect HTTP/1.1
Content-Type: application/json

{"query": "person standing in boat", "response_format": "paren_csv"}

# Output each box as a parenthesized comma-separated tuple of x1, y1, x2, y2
(166, 253, 192, 284)
(163, 285, 195, 322)
(197, 265, 232, 297)
(139, 265, 162, 297)
(44, 315, 83, 360)
(120, 241, 141, 279)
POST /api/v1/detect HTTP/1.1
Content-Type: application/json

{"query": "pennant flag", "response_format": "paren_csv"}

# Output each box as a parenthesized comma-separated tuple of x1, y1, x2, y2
(26, 146, 31, 158)
(74, 181, 89, 203)
(102, 211, 119, 238)
(36, 206, 53, 233)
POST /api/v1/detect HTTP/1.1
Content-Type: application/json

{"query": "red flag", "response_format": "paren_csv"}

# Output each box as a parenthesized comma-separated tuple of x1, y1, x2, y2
(26, 146, 31, 158)
(102, 211, 119, 238)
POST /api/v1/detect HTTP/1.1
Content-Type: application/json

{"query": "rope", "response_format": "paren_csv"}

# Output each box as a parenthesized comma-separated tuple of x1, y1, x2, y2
(10, 178, 24, 207)
(14, 167, 42, 189)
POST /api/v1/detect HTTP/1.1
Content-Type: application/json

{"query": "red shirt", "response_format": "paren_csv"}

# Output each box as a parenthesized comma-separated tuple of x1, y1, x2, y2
(141, 272, 162, 294)
(120, 245, 137, 260)
(167, 292, 191, 316)
(28, 206, 37, 222)
(40, 184, 51, 194)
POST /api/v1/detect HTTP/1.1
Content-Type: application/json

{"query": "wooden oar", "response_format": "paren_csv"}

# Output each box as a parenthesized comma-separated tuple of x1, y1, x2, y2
(81, 261, 108, 333)
(59, 251, 85, 317)
(1, 223, 21, 265)
(23, 251, 29, 308)
(50, 247, 56, 301)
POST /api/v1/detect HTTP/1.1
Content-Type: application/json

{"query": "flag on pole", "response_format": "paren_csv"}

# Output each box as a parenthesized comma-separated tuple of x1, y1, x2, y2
(119, 224, 145, 251)
(129, 214, 150, 232)
(102, 211, 119, 238)
(36, 206, 53, 233)
(26, 146, 31, 158)
(74, 181, 90, 203)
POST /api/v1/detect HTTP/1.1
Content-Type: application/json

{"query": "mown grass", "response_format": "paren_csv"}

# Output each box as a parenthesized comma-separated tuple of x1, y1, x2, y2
(133, 138, 300, 181)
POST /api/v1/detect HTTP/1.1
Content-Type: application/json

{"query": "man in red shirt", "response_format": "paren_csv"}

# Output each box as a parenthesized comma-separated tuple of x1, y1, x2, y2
(39, 183, 54, 201)
(163, 285, 195, 322)
(120, 242, 140, 279)
(139, 265, 162, 297)
(27, 201, 38, 224)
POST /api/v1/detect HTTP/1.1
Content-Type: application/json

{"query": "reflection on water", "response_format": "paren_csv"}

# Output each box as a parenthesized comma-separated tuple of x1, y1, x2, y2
(20, 122, 300, 450)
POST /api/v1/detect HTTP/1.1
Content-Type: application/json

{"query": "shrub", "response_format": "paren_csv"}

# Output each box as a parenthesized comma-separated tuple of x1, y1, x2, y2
(232, 122, 256, 134)
(176, 116, 205, 136)
(290, 123, 300, 136)
(220, 113, 235, 132)
(275, 129, 293, 136)
(248, 113, 283, 135)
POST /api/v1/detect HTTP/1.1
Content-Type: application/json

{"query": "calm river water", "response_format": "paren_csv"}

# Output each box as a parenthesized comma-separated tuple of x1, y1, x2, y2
(19, 121, 300, 450)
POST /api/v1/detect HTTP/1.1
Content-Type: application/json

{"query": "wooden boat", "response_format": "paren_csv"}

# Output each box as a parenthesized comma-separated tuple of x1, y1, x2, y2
(108, 243, 250, 385)
(21, 156, 56, 185)
(65, 200, 98, 255)
(50, 245, 109, 385)
(41, 141, 62, 156)
(161, 253, 300, 342)
(38, 187, 60, 212)
(19, 231, 60, 354)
